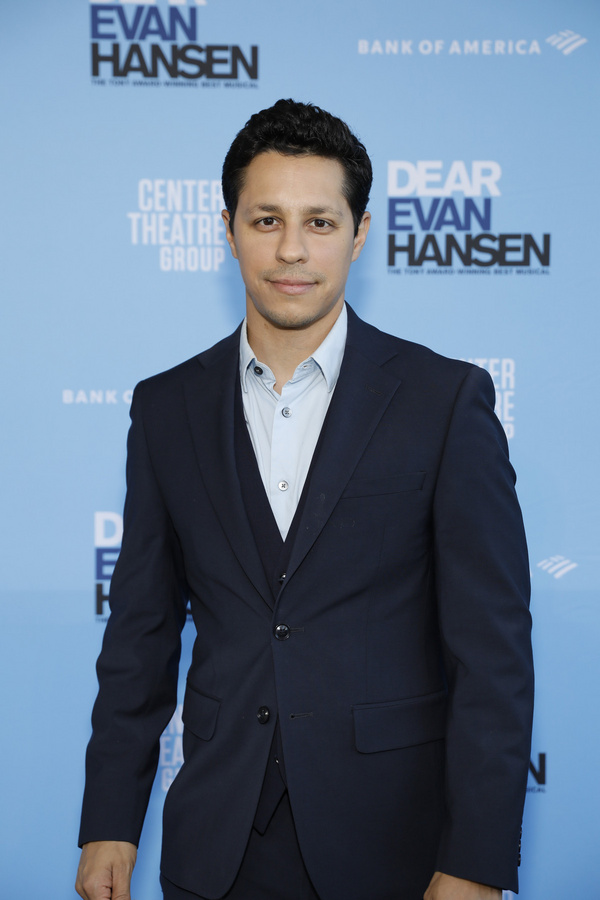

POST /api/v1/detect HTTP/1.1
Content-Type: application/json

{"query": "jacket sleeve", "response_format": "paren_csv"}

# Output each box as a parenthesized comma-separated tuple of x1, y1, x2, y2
(79, 381, 188, 847)
(432, 364, 534, 892)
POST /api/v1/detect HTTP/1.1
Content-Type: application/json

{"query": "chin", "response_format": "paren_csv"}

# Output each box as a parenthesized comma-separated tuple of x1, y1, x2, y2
(266, 310, 324, 330)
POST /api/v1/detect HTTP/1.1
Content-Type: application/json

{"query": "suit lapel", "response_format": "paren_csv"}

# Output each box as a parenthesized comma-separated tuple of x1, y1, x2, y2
(182, 329, 274, 610)
(282, 309, 402, 587)
(182, 309, 403, 605)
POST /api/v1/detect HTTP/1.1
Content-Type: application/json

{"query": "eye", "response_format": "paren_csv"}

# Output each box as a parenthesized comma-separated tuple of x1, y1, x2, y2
(256, 216, 278, 228)
(311, 218, 332, 230)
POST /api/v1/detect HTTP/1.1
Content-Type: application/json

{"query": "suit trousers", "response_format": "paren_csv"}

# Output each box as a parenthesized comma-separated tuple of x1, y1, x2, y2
(160, 790, 322, 900)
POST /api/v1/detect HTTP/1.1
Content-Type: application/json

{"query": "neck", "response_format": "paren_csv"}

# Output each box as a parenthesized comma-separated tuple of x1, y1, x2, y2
(246, 301, 343, 393)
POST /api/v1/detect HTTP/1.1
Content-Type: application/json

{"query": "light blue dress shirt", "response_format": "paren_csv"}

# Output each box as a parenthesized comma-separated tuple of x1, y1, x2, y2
(239, 304, 348, 539)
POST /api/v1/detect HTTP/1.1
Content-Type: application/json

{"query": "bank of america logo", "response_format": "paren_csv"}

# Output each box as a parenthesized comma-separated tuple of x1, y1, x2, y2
(537, 555, 578, 579)
(546, 30, 588, 55)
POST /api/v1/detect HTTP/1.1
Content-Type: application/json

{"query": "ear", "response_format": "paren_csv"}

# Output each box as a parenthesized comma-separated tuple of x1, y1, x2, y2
(351, 211, 371, 262)
(222, 210, 238, 260)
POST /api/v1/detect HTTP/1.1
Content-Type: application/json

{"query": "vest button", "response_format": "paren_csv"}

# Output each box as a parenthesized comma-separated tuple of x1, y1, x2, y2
(257, 706, 270, 724)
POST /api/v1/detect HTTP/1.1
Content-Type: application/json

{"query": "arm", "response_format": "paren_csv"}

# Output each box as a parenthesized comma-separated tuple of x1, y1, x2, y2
(79, 381, 188, 847)
(432, 364, 533, 892)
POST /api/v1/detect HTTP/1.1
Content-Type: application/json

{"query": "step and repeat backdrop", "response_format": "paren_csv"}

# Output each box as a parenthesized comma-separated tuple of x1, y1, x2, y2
(2, 1, 599, 897)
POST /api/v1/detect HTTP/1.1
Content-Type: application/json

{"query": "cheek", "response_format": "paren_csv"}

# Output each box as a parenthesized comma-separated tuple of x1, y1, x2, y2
(236, 252, 259, 281)
(316, 243, 347, 274)
(239, 240, 271, 273)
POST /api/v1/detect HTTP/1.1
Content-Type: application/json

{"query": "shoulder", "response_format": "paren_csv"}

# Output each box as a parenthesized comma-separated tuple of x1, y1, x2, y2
(132, 326, 241, 403)
(346, 305, 489, 396)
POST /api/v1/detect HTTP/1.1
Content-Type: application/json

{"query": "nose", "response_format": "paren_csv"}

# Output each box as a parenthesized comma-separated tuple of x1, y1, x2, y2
(276, 224, 308, 265)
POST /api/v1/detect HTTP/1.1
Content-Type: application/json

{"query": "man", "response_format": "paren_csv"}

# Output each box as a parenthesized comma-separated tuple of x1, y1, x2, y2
(76, 100, 533, 900)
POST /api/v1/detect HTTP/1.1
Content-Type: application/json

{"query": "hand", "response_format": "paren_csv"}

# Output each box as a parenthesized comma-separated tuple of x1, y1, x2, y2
(424, 871, 502, 900)
(75, 840, 137, 900)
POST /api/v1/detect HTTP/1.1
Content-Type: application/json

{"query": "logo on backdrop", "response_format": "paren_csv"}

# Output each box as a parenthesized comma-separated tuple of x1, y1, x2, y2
(128, 178, 227, 272)
(386, 160, 550, 274)
(358, 37, 542, 57)
(160, 705, 184, 791)
(536, 555, 579, 579)
(93, 511, 193, 621)
(528, 752, 547, 794)
(62, 389, 132, 405)
(91, 1, 208, 3)
(546, 30, 588, 55)
(462, 358, 516, 440)
(89, 1, 259, 87)
(94, 511, 122, 619)
(358, 32, 588, 57)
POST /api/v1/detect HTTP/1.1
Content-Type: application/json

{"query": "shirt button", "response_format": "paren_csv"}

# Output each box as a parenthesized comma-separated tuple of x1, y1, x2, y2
(257, 706, 270, 724)
(282, 407, 292, 418)
(253, 365, 263, 375)
(274, 623, 291, 641)
(278, 480, 289, 491)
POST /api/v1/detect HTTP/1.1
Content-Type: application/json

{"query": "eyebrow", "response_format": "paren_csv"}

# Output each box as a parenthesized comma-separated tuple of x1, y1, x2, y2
(247, 203, 345, 218)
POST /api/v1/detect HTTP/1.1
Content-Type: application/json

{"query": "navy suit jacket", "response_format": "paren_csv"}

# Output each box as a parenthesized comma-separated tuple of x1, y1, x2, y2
(80, 307, 534, 900)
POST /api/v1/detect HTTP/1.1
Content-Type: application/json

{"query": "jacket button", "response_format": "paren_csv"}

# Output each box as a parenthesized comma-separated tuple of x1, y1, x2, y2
(274, 623, 290, 640)
(257, 706, 270, 724)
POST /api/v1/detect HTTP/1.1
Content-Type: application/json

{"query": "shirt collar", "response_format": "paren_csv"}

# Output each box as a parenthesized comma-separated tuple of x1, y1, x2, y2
(309, 303, 347, 392)
(239, 303, 348, 394)
(239, 321, 258, 392)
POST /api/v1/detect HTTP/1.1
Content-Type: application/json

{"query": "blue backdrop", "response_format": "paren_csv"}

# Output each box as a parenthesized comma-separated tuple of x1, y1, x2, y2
(2, 1, 599, 897)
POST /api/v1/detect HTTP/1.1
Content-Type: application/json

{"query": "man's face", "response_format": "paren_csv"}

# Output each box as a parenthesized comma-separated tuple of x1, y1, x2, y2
(222, 151, 370, 334)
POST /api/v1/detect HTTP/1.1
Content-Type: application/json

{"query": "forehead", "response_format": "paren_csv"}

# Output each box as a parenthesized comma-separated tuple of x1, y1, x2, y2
(237, 151, 349, 213)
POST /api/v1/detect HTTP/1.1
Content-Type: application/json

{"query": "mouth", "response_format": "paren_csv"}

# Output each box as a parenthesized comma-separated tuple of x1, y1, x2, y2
(267, 279, 317, 296)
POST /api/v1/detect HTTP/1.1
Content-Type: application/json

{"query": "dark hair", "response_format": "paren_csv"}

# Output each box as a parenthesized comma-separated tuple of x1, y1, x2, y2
(222, 99, 372, 235)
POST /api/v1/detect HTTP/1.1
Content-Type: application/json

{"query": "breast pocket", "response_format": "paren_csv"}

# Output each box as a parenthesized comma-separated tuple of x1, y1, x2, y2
(353, 689, 446, 753)
(341, 471, 426, 499)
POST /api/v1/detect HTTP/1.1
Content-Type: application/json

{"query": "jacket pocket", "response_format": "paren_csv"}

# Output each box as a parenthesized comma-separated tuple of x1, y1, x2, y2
(353, 689, 446, 753)
(341, 471, 426, 499)
(182, 683, 221, 741)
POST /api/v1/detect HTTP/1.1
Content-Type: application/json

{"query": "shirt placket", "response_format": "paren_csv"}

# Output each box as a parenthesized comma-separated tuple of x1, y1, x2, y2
(269, 361, 317, 536)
